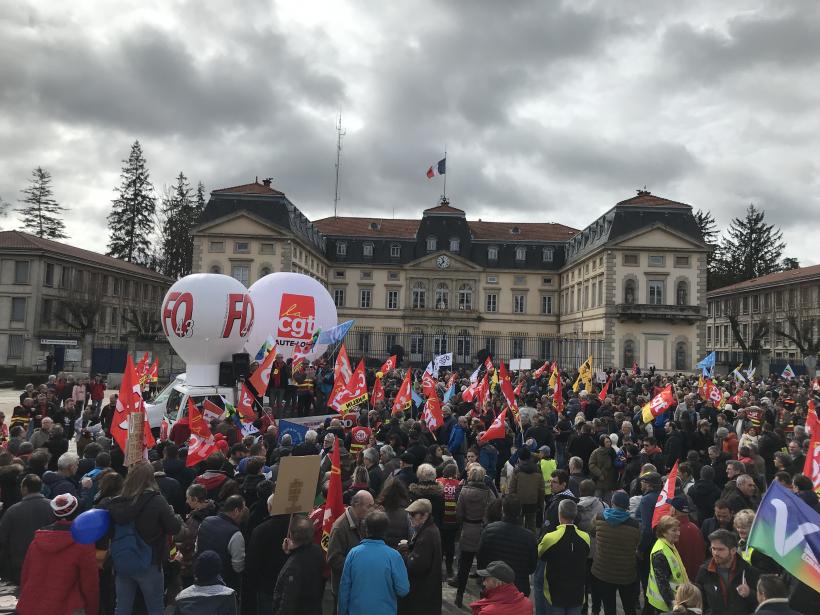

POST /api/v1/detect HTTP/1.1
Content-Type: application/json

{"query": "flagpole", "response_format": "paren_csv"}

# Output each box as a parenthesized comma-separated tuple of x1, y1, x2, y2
(442, 145, 447, 200)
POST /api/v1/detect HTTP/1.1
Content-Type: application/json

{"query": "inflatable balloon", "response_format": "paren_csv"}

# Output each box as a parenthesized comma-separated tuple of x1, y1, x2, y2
(161, 274, 255, 386)
(245, 272, 337, 362)
(71, 508, 111, 544)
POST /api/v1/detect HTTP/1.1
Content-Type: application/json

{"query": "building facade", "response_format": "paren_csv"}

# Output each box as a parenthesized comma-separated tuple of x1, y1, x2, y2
(0, 231, 172, 371)
(706, 265, 820, 371)
(193, 181, 709, 371)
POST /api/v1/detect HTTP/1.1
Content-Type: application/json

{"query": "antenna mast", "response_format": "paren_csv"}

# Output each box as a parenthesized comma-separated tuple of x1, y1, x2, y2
(333, 112, 346, 217)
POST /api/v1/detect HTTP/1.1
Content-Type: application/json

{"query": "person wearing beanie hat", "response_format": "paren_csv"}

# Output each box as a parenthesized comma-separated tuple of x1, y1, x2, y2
(174, 550, 238, 614)
(591, 490, 641, 615)
(16, 492, 99, 615)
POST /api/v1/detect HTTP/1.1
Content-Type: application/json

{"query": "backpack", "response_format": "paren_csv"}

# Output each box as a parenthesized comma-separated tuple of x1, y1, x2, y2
(110, 495, 155, 575)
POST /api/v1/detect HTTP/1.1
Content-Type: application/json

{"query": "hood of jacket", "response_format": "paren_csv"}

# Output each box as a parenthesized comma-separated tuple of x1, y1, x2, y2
(191, 501, 217, 523)
(516, 459, 539, 474)
(471, 583, 529, 608)
(578, 495, 603, 513)
(42, 470, 74, 487)
(107, 491, 159, 524)
(31, 523, 76, 554)
(195, 471, 228, 491)
(409, 480, 443, 499)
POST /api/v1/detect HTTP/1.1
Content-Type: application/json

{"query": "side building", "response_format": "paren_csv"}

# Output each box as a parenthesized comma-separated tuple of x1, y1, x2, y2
(0, 231, 172, 372)
(193, 181, 709, 371)
(706, 265, 820, 373)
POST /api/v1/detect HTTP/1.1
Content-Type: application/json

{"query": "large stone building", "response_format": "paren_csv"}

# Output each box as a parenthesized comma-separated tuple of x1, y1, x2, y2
(0, 231, 172, 372)
(193, 180, 709, 371)
(706, 264, 820, 373)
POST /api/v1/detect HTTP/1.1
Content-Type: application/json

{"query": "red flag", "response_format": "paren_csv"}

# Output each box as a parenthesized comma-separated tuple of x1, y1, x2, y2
(159, 417, 169, 442)
(371, 377, 385, 408)
(806, 400, 819, 436)
(148, 358, 159, 382)
(335, 359, 369, 412)
(237, 383, 257, 422)
(641, 384, 675, 423)
(498, 362, 520, 421)
(292, 344, 309, 373)
(651, 460, 679, 528)
(422, 394, 444, 431)
(462, 378, 480, 402)
(188, 399, 213, 439)
(598, 377, 610, 402)
(513, 379, 524, 397)
(249, 344, 276, 395)
(392, 369, 413, 415)
(476, 373, 490, 408)
(803, 426, 820, 491)
(321, 439, 344, 551)
(480, 409, 508, 443)
(380, 355, 397, 374)
(202, 399, 224, 422)
(335, 344, 353, 382)
(533, 361, 549, 379)
(552, 370, 564, 413)
(422, 369, 437, 398)
(111, 355, 155, 452)
(136, 351, 149, 374)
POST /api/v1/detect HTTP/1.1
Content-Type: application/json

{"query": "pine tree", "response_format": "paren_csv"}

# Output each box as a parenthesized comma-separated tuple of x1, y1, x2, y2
(107, 141, 156, 265)
(713, 204, 784, 288)
(0, 195, 9, 229)
(195, 181, 207, 217)
(160, 173, 201, 279)
(16, 167, 67, 239)
(694, 209, 718, 244)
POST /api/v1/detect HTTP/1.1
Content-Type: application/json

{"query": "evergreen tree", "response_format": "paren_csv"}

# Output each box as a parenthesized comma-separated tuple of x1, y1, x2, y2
(0, 195, 9, 229)
(712, 204, 784, 288)
(195, 181, 207, 217)
(695, 209, 723, 289)
(107, 141, 156, 265)
(782, 257, 799, 270)
(16, 167, 67, 239)
(160, 172, 201, 279)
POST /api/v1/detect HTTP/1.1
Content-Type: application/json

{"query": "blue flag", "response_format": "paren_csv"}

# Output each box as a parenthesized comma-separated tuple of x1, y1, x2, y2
(696, 352, 715, 377)
(317, 320, 355, 345)
(748, 481, 820, 591)
(444, 383, 457, 403)
(411, 388, 423, 409)
(278, 420, 308, 445)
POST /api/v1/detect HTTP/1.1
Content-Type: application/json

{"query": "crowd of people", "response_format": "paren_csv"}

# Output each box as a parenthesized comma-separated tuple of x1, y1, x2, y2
(0, 359, 818, 615)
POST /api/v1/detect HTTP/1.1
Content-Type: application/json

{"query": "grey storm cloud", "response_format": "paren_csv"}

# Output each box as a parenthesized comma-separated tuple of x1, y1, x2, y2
(0, 0, 818, 264)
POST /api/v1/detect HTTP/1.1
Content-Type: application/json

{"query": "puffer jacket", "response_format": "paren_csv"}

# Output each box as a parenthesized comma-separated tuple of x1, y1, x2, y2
(508, 459, 544, 510)
(477, 519, 537, 597)
(588, 447, 617, 492)
(408, 480, 445, 528)
(590, 512, 640, 585)
(457, 480, 495, 552)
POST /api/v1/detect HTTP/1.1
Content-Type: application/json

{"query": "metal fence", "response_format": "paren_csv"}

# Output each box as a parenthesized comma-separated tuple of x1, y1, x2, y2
(340, 329, 605, 370)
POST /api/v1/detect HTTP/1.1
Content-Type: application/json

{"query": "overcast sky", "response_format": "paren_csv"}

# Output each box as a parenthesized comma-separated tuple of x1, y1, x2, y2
(1, 0, 818, 264)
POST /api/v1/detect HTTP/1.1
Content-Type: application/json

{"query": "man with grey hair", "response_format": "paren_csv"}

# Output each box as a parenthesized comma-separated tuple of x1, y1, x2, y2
(536, 498, 589, 615)
(379, 444, 400, 475)
(29, 416, 53, 450)
(363, 447, 384, 495)
(727, 474, 760, 513)
(292, 429, 319, 456)
(327, 489, 374, 601)
(42, 451, 79, 497)
(721, 460, 747, 501)
(269, 516, 324, 615)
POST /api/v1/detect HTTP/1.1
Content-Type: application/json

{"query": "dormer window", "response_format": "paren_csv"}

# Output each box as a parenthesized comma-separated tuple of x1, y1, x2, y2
(390, 243, 401, 258)
(449, 237, 460, 252)
(336, 241, 347, 256)
(363, 242, 374, 257)
(515, 246, 527, 262)
(511, 226, 520, 235)
(542, 247, 554, 263)
(426, 236, 437, 252)
(487, 246, 498, 261)
(369, 222, 381, 231)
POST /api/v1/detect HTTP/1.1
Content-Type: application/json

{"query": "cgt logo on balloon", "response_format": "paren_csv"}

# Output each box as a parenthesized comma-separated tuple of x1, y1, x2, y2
(276, 293, 317, 348)
(162, 292, 195, 338)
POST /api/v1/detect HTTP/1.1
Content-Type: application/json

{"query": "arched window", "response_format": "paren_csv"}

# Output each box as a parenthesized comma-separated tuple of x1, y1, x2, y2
(675, 342, 687, 371)
(676, 281, 688, 306)
(210, 265, 221, 274)
(623, 340, 635, 368)
(412, 281, 426, 309)
(624, 279, 637, 304)
(458, 284, 473, 310)
(435, 283, 449, 309)
(260, 266, 271, 278)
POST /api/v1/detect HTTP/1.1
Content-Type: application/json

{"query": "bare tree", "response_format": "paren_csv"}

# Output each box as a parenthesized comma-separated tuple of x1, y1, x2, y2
(725, 298, 769, 364)
(123, 307, 163, 340)
(775, 308, 820, 372)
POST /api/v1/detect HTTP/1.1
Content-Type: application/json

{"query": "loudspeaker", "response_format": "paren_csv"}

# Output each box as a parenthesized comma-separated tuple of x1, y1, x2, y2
(219, 362, 235, 387)
(232, 352, 251, 381)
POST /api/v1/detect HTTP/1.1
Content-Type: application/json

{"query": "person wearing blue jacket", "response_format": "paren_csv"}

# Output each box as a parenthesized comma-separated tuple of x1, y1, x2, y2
(338, 510, 410, 615)
(448, 416, 468, 471)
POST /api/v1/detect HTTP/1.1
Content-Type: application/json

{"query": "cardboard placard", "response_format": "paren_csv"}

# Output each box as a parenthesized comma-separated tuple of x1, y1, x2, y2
(268, 454, 321, 515)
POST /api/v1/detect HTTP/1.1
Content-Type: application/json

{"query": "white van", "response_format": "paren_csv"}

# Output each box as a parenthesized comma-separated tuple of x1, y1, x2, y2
(144, 373, 235, 428)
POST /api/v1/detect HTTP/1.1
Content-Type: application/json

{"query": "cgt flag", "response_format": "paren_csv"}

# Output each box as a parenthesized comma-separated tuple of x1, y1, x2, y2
(748, 481, 820, 591)
(651, 461, 679, 528)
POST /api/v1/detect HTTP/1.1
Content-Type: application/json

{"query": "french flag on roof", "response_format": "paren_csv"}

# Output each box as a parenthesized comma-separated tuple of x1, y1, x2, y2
(426, 158, 446, 178)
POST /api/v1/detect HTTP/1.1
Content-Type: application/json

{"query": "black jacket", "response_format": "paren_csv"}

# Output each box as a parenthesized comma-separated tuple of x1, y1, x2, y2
(106, 490, 181, 566)
(755, 599, 803, 615)
(0, 493, 54, 582)
(544, 490, 580, 534)
(695, 555, 759, 615)
(244, 514, 291, 595)
(270, 542, 325, 615)
(164, 458, 196, 492)
(477, 519, 537, 597)
(689, 479, 722, 522)
(398, 517, 442, 615)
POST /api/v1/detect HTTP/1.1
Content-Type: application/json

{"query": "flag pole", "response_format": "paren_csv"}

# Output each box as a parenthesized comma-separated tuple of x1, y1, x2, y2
(442, 145, 447, 200)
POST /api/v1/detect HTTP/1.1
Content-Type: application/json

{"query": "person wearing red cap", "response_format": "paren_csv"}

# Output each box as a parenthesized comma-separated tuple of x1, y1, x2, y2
(16, 493, 99, 615)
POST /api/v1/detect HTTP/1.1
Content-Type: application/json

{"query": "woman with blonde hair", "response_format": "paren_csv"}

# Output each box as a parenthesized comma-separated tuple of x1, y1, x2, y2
(661, 582, 702, 615)
(647, 515, 688, 614)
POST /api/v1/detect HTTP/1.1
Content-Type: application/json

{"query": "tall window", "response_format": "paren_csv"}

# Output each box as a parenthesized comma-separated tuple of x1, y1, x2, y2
(41, 299, 53, 325)
(458, 284, 473, 310)
(11, 297, 26, 322)
(410, 332, 424, 358)
(434, 332, 448, 355)
(515, 247, 526, 262)
(623, 340, 635, 367)
(358, 331, 370, 354)
(359, 289, 372, 308)
(231, 265, 249, 287)
(363, 242, 374, 257)
(513, 294, 526, 314)
(450, 238, 460, 252)
(540, 338, 552, 361)
(456, 330, 471, 363)
(485, 337, 497, 356)
(624, 279, 637, 304)
(676, 281, 688, 306)
(487, 247, 498, 261)
(412, 282, 426, 309)
(333, 288, 345, 308)
(648, 281, 664, 305)
(385, 333, 398, 351)
(390, 244, 401, 258)
(541, 295, 553, 314)
(512, 338, 525, 358)
(386, 290, 399, 310)
(486, 293, 497, 312)
(435, 283, 449, 309)
(675, 342, 687, 371)
(426, 236, 437, 252)
(7, 335, 23, 359)
(542, 247, 554, 262)
(336, 242, 347, 256)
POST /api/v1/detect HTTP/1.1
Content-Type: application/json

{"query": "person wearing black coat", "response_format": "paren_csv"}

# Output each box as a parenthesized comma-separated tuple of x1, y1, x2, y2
(398, 500, 442, 615)
(163, 444, 196, 492)
(0, 474, 54, 583)
(689, 466, 722, 522)
(663, 422, 685, 468)
(476, 494, 537, 597)
(245, 507, 291, 614)
(270, 517, 324, 615)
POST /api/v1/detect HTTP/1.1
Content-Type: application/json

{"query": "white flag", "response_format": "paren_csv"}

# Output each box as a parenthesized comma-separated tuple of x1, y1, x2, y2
(434, 353, 453, 368)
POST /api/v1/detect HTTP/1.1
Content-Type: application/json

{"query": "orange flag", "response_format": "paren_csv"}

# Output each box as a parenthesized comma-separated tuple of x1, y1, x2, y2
(598, 377, 610, 402)
(111, 355, 155, 452)
(321, 439, 344, 551)
(249, 345, 276, 395)
(392, 369, 413, 415)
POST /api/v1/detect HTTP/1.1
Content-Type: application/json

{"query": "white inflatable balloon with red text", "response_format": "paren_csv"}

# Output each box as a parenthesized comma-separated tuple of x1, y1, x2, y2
(160, 274, 255, 386)
(245, 272, 337, 362)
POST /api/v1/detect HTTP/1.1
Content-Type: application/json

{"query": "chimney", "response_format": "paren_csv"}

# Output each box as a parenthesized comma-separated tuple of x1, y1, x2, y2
(262, 177, 272, 188)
